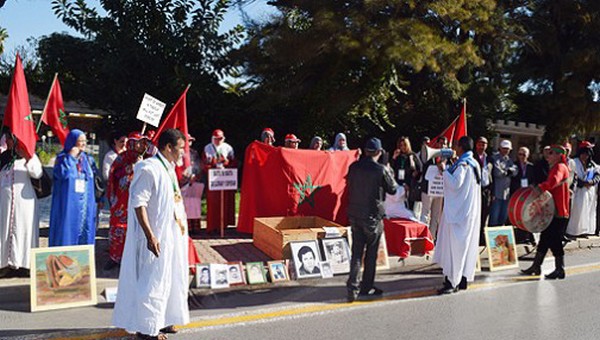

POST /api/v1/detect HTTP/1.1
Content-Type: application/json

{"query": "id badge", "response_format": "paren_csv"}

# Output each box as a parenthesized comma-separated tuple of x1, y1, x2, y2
(520, 178, 528, 188)
(398, 169, 405, 181)
(75, 179, 86, 193)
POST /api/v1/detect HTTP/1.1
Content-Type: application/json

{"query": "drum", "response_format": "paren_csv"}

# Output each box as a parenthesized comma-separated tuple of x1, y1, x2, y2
(508, 187, 555, 233)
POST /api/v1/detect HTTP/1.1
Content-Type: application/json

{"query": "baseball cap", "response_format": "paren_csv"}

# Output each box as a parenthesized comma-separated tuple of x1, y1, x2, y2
(285, 134, 300, 142)
(212, 129, 225, 139)
(500, 140, 512, 150)
(365, 137, 383, 152)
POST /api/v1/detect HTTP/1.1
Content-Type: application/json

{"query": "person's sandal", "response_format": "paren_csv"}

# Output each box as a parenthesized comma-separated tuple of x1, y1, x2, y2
(136, 332, 168, 340)
(160, 325, 178, 334)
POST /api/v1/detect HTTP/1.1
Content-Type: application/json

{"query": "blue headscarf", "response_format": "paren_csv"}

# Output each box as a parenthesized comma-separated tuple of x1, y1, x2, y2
(330, 133, 349, 151)
(449, 150, 481, 184)
(61, 129, 92, 179)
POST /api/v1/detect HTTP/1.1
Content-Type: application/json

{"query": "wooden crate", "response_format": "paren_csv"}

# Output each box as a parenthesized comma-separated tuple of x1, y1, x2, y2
(253, 216, 347, 260)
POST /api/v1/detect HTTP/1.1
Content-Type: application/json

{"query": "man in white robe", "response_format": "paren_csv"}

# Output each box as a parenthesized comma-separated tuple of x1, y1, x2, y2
(112, 129, 189, 339)
(433, 136, 482, 294)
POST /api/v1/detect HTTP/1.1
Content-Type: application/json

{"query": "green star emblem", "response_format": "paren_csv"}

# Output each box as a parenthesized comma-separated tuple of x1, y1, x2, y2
(293, 174, 321, 208)
(24, 114, 33, 121)
(59, 109, 68, 129)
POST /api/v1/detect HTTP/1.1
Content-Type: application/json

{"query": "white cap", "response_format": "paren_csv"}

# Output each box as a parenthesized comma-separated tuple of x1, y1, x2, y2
(500, 140, 512, 150)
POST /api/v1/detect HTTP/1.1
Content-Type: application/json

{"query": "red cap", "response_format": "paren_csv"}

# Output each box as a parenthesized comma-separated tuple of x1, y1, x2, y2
(262, 128, 274, 135)
(579, 141, 595, 149)
(128, 132, 143, 140)
(212, 129, 225, 138)
(285, 134, 300, 142)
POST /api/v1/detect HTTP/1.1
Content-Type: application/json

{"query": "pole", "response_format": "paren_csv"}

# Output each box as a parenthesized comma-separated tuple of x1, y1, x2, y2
(140, 122, 147, 135)
(220, 189, 225, 238)
(37, 73, 58, 133)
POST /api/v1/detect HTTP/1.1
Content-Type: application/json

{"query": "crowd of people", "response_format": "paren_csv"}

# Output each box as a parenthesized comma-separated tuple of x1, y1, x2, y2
(0, 123, 599, 338)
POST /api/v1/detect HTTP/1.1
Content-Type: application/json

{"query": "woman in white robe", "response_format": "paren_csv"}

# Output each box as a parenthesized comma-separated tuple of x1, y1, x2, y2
(566, 143, 600, 237)
(0, 132, 43, 276)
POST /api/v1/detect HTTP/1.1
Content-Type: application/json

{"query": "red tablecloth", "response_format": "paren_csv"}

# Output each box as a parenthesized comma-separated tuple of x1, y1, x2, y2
(384, 218, 434, 258)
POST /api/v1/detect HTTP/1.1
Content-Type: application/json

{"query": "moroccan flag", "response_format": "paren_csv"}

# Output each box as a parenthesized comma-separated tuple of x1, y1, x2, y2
(2, 54, 38, 158)
(237, 142, 360, 233)
(42, 75, 70, 145)
(430, 99, 468, 147)
(152, 86, 191, 168)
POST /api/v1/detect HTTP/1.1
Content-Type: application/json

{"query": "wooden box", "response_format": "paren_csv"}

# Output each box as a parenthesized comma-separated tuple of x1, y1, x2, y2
(253, 216, 347, 260)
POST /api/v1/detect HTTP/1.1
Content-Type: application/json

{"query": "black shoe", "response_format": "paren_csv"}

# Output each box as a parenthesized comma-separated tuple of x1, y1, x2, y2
(359, 287, 383, 297)
(347, 290, 359, 303)
(545, 270, 565, 280)
(458, 276, 468, 290)
(160, 325, 178, 334)
(520, 265, 541, 276)
(438, 277, 458, 295)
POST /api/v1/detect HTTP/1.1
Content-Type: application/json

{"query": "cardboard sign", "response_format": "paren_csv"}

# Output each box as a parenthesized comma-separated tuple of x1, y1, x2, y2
(136, 93, 166, 127)
(208, 168, 238, 191)
(425, 166, 444, 197)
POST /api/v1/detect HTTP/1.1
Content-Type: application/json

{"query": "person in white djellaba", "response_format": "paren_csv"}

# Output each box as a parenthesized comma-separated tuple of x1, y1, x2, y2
(433, 136, 482, 294)
(112, 129, 189, 340)
(566, 141, 600, 238)
(0, 130, 43, 278)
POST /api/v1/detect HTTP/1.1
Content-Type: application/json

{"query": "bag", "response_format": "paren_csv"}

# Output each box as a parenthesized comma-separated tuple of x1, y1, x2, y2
(31, 168, 53, 199)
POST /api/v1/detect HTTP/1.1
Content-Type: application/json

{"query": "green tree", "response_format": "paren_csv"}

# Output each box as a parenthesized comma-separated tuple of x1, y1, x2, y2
(233, 0, 521, 146)
(35, 0, 244, 141)
(511, 0, 600, 143)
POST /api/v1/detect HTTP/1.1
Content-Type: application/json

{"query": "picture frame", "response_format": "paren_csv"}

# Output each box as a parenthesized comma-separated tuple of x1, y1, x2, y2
(30, 245, 97, 312)
(267, 261, 289, 282)
(320, 237, 351, 274)
(485, 226, 519, 272)
(320, 261, 334, 279)
(210, 264, 230, 289)
(290, 240, 322, 279)
(246, 262, 267, 284)
(195, 264, 211, 288)
(227, 262, 246, 286)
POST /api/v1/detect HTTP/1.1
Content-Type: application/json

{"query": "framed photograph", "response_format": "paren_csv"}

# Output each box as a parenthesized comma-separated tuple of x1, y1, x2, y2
(290, 240, 322, 279)
(267, 261, 289, 282)
(246, 262, 267, 284)
(30, 245, 97, 312)
(485, 226, 519, 272)
(227, 262, 246, 286)
(320, 237, 351, 274)
(195, 264, 211, 288)
(320, 261, 334, 278)
(210, 264, 230, 289)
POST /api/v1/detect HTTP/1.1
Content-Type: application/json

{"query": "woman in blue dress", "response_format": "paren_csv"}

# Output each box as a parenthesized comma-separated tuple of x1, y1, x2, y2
(49, 129, 97, 246)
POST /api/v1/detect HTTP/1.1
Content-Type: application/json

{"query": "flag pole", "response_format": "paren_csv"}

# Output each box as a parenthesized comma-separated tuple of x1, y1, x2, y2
(37, 73, 58, 133)
(463, 97, 467, 136)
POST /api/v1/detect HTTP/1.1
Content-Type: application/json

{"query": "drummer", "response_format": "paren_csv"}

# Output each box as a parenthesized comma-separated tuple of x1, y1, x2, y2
(520, 144, 570, 279)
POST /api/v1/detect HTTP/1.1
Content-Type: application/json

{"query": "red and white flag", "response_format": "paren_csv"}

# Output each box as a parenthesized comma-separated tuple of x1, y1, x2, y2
(2, 54, 38, 158)
(42, 74, 70, 145)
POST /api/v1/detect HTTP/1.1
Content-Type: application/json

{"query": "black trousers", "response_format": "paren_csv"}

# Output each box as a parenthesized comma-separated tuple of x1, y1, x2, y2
(538, 217, 569, 258)
(347, 218, 383, 293)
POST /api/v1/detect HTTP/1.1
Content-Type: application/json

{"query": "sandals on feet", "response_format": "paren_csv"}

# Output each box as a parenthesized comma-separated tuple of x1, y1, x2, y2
(160, 326, 178, 334)
(136, 332, 168, 340)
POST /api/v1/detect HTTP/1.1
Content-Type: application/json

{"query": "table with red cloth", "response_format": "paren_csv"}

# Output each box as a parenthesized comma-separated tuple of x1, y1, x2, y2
(383, 218, 434, 258)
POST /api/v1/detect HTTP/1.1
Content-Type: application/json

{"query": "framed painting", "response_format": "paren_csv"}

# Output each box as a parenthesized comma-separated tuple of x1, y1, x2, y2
(485, 226, 519, 272)
(210, 264, 230, 289)
(227, 262, 246, 286)
(267, 261, 289, 283)
(320, 237, 350, 275)
(195, 264, 211, 288)
(290, 240, 322, 279)
(30, 245, 97, 312)
(246, 262, 267, 284)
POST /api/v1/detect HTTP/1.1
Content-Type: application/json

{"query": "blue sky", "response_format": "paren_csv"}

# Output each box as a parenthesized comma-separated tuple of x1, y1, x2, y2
(0, 0, 274, 54)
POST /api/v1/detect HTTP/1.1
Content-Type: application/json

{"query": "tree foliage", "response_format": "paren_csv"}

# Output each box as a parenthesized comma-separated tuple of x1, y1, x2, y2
(233, 0, 523, 147)
(35, 0, 244, 141)
(511, 0, 600, 144)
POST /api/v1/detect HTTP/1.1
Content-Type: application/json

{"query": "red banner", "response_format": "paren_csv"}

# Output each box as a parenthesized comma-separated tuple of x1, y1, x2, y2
(42, 75, 70, 145)
(237, 142, 360, 233)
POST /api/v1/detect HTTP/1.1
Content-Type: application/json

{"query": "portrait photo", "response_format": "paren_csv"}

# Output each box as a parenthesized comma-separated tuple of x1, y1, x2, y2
(290, 240, 322, 279)
(320, 237, 350, 274)
(210, 264, 230, 289)
(227, 262, 246, 286)
(195, 264, 211, 288)
(485, 226, 519, 271)
(30, 245, 97, 312)
(246, 262, 267, 284)
(320, 261, 333, 279)
(267, 261, 289, 282)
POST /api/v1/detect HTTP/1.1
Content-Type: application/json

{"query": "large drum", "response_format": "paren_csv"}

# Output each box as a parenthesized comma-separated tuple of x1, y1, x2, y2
(508, 187, 555, 233)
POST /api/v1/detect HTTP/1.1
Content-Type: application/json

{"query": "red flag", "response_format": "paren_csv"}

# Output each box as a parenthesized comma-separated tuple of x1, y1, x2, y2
(2, 54, 38, 158)
(237, 142, 360, 233)
(429, 99, 468, 147)
(152, 86, 190, 168)
(42, 75, 70, 145)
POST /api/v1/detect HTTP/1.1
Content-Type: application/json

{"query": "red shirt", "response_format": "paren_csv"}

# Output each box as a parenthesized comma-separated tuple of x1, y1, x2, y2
(538, 162, 570, 218)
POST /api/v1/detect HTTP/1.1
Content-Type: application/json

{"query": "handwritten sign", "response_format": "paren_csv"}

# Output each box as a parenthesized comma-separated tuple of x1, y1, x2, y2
(425, 166, 444, 197)
(136, 93, 166, 127)
(208, 168, 238, 191)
